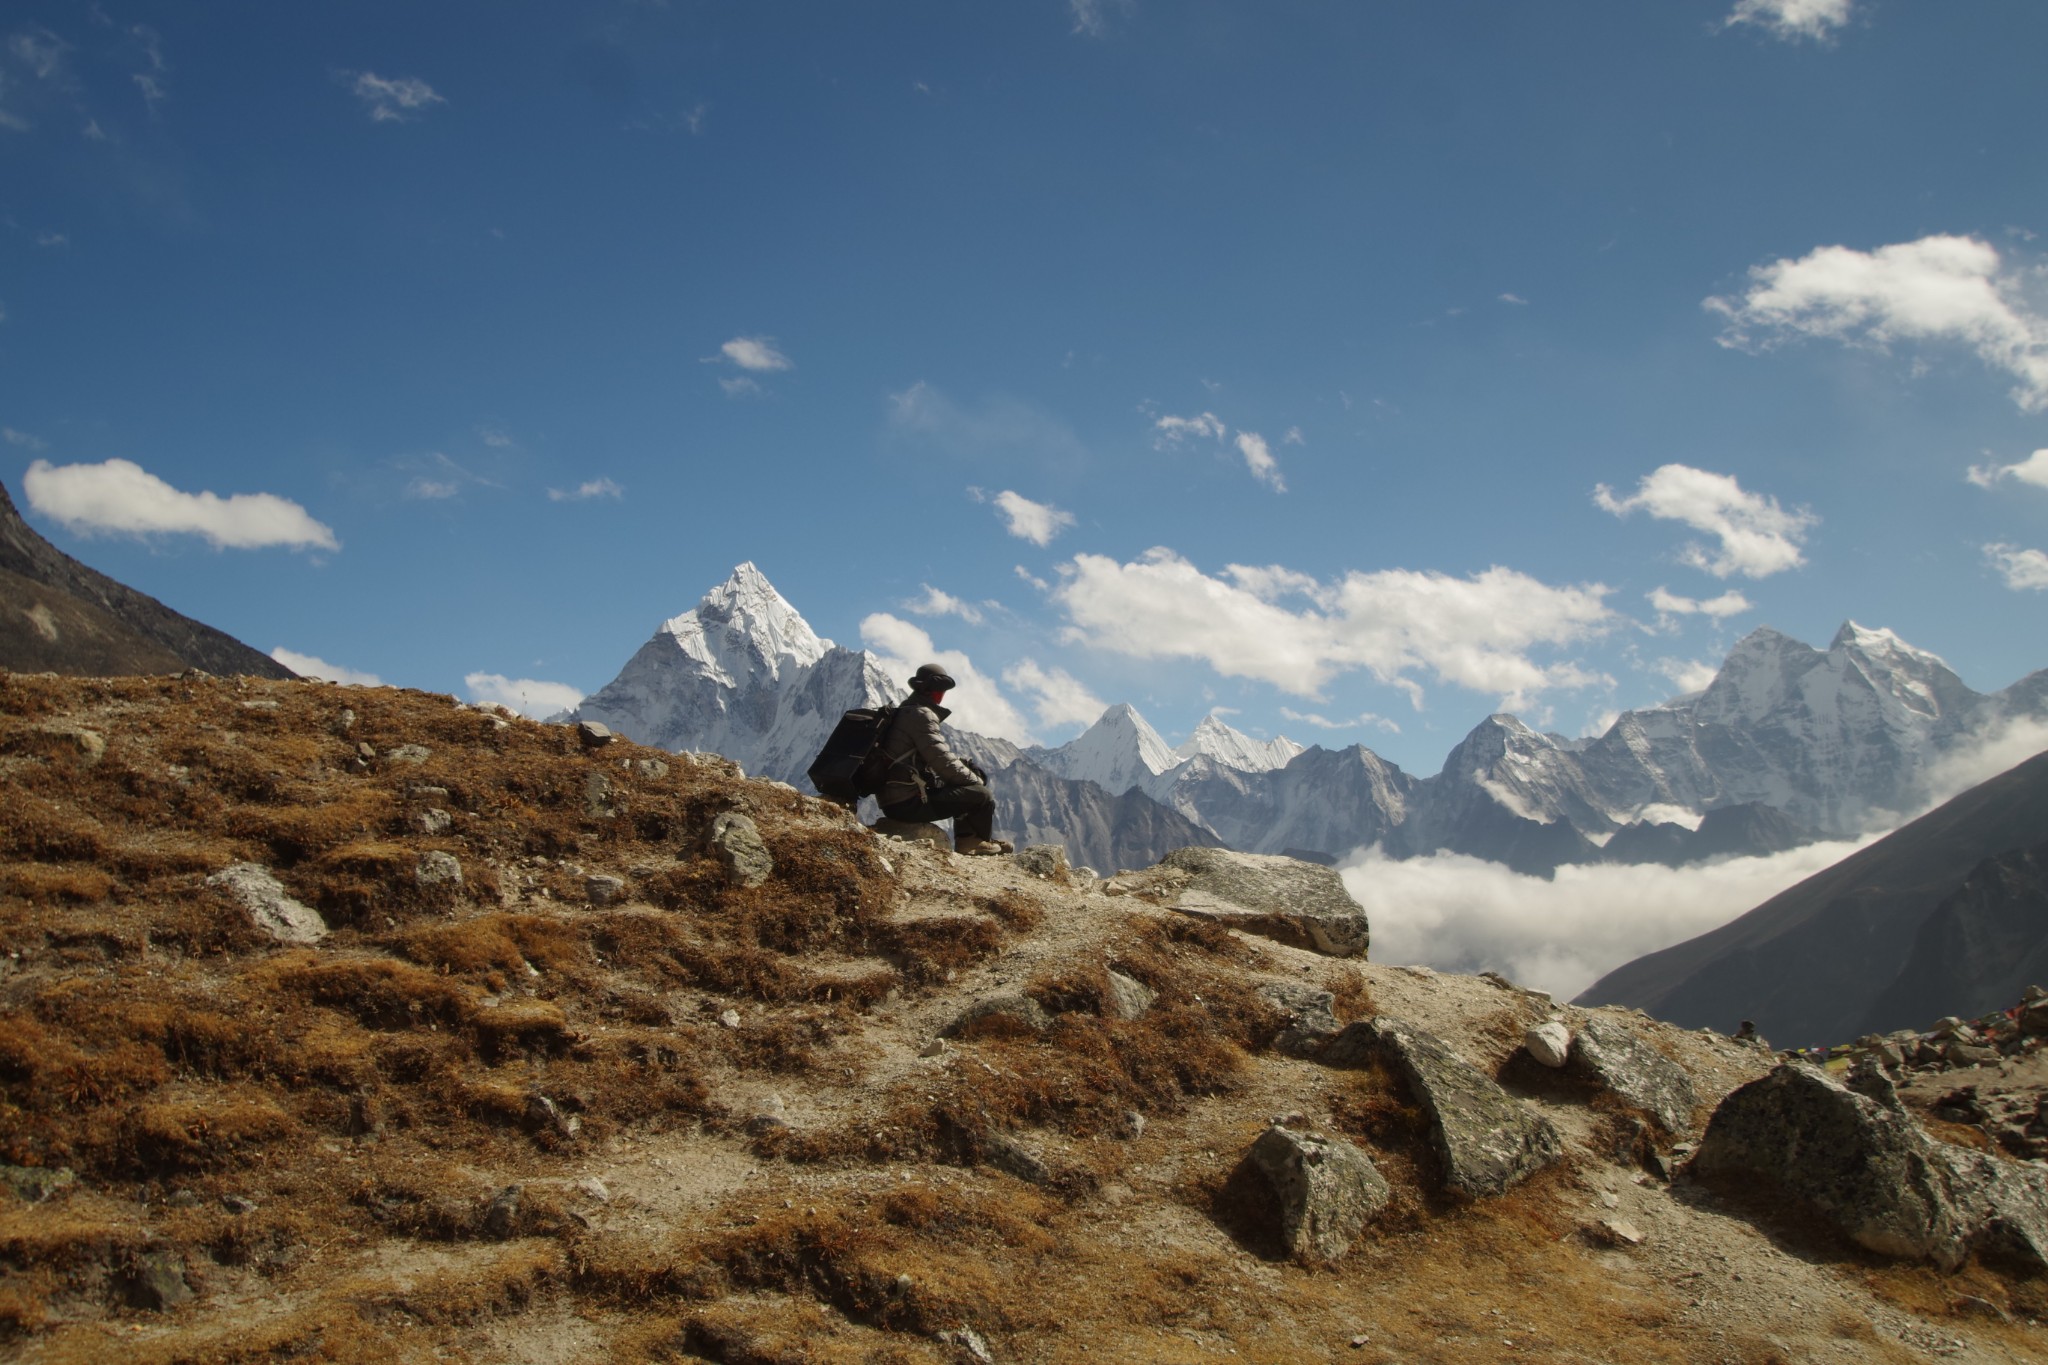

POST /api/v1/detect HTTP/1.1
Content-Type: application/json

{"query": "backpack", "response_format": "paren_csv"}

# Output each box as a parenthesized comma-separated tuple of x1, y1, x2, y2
(806, 705, 905, 806)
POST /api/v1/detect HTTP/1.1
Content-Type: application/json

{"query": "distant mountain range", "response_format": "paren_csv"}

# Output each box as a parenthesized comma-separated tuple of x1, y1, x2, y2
(0, 478, 293, 680)
(1578, 749, 2048, 1045)
(570, 565, 2048, 875)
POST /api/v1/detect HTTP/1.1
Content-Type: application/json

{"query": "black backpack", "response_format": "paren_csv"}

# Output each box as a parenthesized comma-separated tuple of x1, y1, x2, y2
(807, 705, 904, 806)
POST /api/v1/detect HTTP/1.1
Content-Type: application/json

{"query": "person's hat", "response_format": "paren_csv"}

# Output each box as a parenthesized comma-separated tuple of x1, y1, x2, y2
(909, 663, 957, 692)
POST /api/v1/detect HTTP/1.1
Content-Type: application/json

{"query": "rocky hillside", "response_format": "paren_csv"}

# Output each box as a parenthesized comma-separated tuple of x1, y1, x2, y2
(0, 479, 292, 681)
(4, 671, 2048, 1363)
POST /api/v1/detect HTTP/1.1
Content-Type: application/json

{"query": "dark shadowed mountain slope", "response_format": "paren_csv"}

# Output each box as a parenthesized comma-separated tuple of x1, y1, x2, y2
(1575, 748, 2048, 1045)
(0, 479, 292, 679)
(1860, 840, 2048, 1035)
(989, 757, 1223, 873)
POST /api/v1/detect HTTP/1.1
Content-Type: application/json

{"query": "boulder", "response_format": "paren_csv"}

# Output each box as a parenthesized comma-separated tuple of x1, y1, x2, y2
(1567, 1015, 1699, 1135)
(415, 851, 463, 888)
(1691, 1063, 2048, 1271)
(584, 874, 627, 906)
(206, 863, 328, 943)
(1325, 1017, 1561, 1199)
(577, 720, 615, 747)
(706, 812, 773, 888)
(1156, 847, 1370, 958)
(481, 1184, 522, 1239)
(1261, 983, 1343, 1058)
(1013, 844, 1071, 881)
(1524, 1020, 1572, 1069)
(585, 770, 618, 820)
(1243, 1125, 1390, 1265)
(384, 743, 432, 765)
(123, 1251, 193, 1310)
(1102, 969, 1156, 1021)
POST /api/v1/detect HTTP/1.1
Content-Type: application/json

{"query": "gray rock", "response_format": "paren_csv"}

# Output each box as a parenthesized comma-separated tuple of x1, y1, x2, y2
(1243, 1125, 1390, 1265)
(635, 758, 669, 780)
(1261, 983, 1343, 1057)
(1013, 844, 1071, 881)
(525, 1094, 580, 1140)
(585, 770, 617, 820)
(414, 807, 454, 835)
(1102, 969, 1156, 1021)
(979, 1132, 1050, 1185)
(124, 1251, 193, 1310)
(1692, 1063, 2048, 1271)
(706, 812, 774, 887)
(576, 1177, 610, 1203)
(1325, 1017, 1562, 1199)
(0, 1164, 74, 1203)
(481, 1184, 522, 1239)
(415, 851, 463, 888)
(578, 720, 615, 747)
(1568, 1015, 1699, 1134)
(206, 863, 328, 943)
(1157, 847, 1370, 958)
(1524, 1020, 1572, 1069)
(585, 874, 626, 905)
(42, 725, 105, 764)
(944, 994, 1052, 1038)
(936, 1326, 995, 1364)
(384, 743, 432, 765)
(221, 1195, 258, 1215)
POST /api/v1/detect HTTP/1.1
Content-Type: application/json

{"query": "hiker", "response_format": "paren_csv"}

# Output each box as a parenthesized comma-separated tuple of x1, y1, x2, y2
(875, 663, 1012, 856)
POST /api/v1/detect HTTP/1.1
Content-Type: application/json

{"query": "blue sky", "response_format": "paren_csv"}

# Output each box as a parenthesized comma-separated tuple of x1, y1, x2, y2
(6, 0, 2047, 774)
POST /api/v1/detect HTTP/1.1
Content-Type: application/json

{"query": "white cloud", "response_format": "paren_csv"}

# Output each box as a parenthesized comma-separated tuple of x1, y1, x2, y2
(23, 458, 339, 551)
(1595, 464, 1814, 579)
(1725, 0, 1853, 42)
(1152, 411, 1226, 449)
(1647, 585, 1754, 619)
(1003, 659, 1106, 734)
(405, 478, 459, 500)
(9, 30, 66, 81)
(1985, 543, 2048, 592)
(1341, 838, 1870, 1002)
(1069, 0, 1126, 38)
(2, 427, 45, 450)
(1967, 448, 2048, 492)
(993, 490, 1075, 546)
(34, 232, 65, 247)
(1015, 565, 1050, 593)
(1706, 235, 2048, 412)
(1280, 707, 1400, 734)
(271, 648, 381, 687)
(1655, 657, 1721, 694)
(133, 72, 164, 113)
(463, 672, 585, 720)
(719, 375, 764, 398)
(1916, 714, 2048, 808)
(859, 614, 1034, 744)
(1234, 431, 1286, 492)
(902, 584, 984, 625)
(1282, 426, 1305, 446)
(547, 478, 623, 503)
(1054, 548, 1614, 709)
(349, 71, 445, 123)
(717, 337, 792, 372)
(1499, 292, 1529, 306)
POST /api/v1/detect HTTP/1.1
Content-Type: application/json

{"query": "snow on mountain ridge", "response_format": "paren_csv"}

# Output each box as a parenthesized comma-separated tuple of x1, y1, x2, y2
(1172, 713, 1305, 773)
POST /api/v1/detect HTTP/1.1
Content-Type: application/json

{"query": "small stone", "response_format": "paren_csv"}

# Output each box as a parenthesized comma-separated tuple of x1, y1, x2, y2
(576, 1177, 610, 1203)
(482, 1185, 522, 1238)
(414, 807, 454, 835)
(635, 758, 669, 779)
(384, 743, 432, 764)
(415, 851, 463, 888)
(124, 1251, 193, 1310)
(920, 1038, 949, 1058)
(1012, 844, 1071, 881)
(578, 721, 615, 747)
(220, 1195, 258, 1215)
(1525, 1020, 1572, 1069)
(240, 699, 279, 713)
(585, 770, 617, 819)
(1102, 969, 1157, 1021)
(337, 708, 356, 733)
(706, 812, 774, 887)
(1597, 1218, 1645, 1246)
(980, 1132, 1049, 1185)
(1116, 1110, 1146, 1140)
(584, 874, 626, 906)
(355, 741, 377, 762)
(936, 1326, 995, 1364)
(206, 863, 328, 943)
(720, 1008, 743, 1029)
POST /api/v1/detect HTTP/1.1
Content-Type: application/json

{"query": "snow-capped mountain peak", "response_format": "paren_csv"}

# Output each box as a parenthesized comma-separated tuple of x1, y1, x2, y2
(1035, 702, 1180, 793)
(659, 562, 828, 689)
(1172, 713, 1305, 774)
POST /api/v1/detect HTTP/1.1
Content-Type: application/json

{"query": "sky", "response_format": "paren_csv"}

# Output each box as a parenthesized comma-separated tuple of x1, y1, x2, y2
(6, 0, 2048, 778)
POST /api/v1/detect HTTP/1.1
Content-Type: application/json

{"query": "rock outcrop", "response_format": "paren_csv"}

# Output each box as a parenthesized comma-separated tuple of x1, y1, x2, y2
(1138, 847, 1370, 958)
(1242, 1125, 1390, 1265)
(1568, 1015, 1698, 1135)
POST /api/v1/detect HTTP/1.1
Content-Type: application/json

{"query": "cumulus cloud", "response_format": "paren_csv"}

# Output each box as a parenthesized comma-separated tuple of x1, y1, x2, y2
(1341, 838, 1870, 1002)
(349, 71, 445, 123)
(1234, 431, 1285, 492)
(1985, 543, 2048, 591)
(1647, 585, 1754, 620)
(271, 648, 381, 687)
(23, 458, 339, 551)
(1917, 715, 2048, 809)
(1967, 448, 2048, 492)
(1706, 235, 2048, 412)
(1152, 411, 1225, 449)
(1655, 657, 1721, 694)
(463, 673, 584, 720)
(717, 337, 792, 372)
(992, 490, 1075, 546)
(1280, 707, 1399, 734)
(902, 584, 985, 625)
(859, 614, 1033, 743)
(1003, 659, 1106, 735)
(1595, 464, 1814, 579)
(547, 478, 623, 503)
(1725, 0, 1853, 42)
(1054, 548, 1614, 709)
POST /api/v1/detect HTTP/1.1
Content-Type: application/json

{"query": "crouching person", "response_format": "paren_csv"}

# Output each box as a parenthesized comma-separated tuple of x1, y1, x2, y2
(876, 664, 1012, 856)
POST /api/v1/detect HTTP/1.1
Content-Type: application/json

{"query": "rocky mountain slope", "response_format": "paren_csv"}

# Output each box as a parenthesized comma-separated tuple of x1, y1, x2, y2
(568, 565, 2048, 879)
(1577, 749, 2048, 1046)
(0, 478, 293, 681)
(4, 672, 2048, 1362)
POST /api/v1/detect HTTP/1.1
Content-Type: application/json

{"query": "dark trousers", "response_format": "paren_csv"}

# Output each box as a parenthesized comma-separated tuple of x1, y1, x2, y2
(882, 782, 995, 843)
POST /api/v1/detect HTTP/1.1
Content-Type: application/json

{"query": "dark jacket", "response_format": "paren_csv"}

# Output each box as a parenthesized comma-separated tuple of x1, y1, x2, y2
(875, 697, 982, 809)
